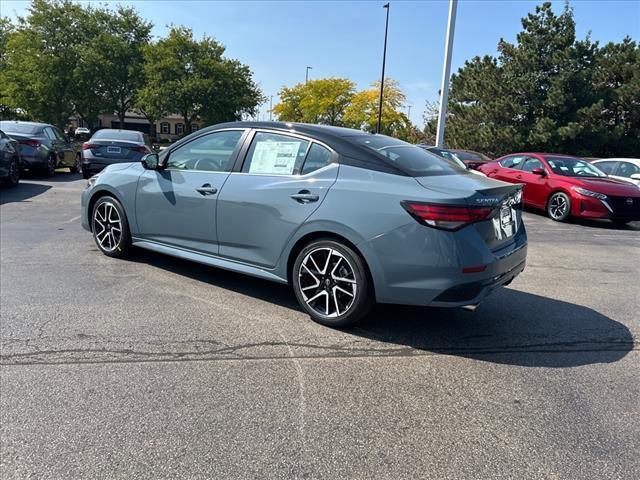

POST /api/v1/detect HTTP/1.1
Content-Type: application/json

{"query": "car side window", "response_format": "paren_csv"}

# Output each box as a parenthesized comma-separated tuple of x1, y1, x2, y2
(166, 130, 243, 172)
(617, 162, 639, 177)
(596, 161, 617, 175)
(499, 156, 525, 169)
(44, 127, 56, 140)
(301, 143, 333, 175)
(242, 132, 309, 175)
(52, 127, 65, 141)
(521, 157, 543, 172)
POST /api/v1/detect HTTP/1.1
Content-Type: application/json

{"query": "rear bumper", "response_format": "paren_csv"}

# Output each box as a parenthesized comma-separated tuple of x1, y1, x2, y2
(360, 218, 528, 307)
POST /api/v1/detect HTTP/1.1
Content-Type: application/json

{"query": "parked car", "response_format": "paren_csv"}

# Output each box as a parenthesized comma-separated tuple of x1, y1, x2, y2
(75, 127, 91, 136)
(592, 158, 640, 187)
(419, 145, 486, 176)
(450, 149, 493, 170)
(0, 129, 21, 187)
(81, 129, 152, 179)
(479, 153, 640, 224)
(0, 120, 81, 177)
(82, 122, 527, 327)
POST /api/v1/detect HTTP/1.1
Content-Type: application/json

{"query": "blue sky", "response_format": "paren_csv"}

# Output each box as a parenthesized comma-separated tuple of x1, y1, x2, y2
(3, 0, 639, 126)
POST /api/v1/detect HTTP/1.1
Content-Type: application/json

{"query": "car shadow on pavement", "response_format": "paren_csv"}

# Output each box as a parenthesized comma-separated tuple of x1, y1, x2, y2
(0, 182, 51, 204)
(128, 249, 633, 369)
(523, 206, 640, 231)
(352, 288, 634, 368)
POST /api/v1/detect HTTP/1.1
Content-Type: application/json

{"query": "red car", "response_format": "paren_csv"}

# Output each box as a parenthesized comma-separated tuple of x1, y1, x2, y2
(478, 153, 640, 224)
(451, 149, 493, 170)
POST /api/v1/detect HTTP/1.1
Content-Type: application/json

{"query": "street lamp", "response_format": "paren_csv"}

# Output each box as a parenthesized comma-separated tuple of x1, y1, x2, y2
(269, 95, 273, 121)
(377, 3, 390, 134)
(305, 66, 313, 83)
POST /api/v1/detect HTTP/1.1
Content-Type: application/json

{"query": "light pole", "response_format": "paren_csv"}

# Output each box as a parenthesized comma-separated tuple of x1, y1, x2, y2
(435, 0, 458, 147)
(305, 66, 313, 83)
(407, 104, 412, 119)
(269, 95, 273, 121)
(377, 3, 390, 134)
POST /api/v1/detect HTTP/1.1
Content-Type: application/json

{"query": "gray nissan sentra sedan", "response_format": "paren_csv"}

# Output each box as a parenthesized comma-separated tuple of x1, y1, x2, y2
(81, 122, 527, 326)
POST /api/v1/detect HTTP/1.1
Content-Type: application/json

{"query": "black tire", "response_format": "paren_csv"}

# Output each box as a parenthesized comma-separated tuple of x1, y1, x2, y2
(91, 196, 131, 258)
(69, 153, 82, 173)
(40, 154, 56, 177)
(82, 168, 92, 180)
(547, 192, 571, 222)
(292, 239, 373, 327)
(5, 158, 20, 187)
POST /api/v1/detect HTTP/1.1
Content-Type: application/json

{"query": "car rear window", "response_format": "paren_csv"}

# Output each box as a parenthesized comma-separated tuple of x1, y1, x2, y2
(354, 135, 466, 176)
(0, 122, 40, 135)
(92, 130, 142, 142)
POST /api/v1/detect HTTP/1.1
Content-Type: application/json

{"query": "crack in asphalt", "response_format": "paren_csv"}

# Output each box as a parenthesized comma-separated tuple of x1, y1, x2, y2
(1, 338, 636, 366)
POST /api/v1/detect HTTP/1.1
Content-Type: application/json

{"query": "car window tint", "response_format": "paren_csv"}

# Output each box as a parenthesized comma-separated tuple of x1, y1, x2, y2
(521, 157, 543, 172)
(92, 130, 143, 142)
(595, 161, 617, 174)
(499, 156, 525, 169)
(0, 122, 39, 134)
(167, 130, 243, 172)
(301, 143, 332, 175)
(355, 135, 465, 176)
(53, 127, 66, 141)
(242, 132, 309, 175)
(44, 128, 56, 140)
(617, 162, 640, 177)
(546, 156, 607, 177)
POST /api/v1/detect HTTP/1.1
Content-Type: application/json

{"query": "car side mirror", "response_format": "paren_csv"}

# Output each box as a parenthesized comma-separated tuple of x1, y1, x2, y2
(532, 167, 546, 176)
(630, 173, 640, 180)
(141, 153, 159, 170)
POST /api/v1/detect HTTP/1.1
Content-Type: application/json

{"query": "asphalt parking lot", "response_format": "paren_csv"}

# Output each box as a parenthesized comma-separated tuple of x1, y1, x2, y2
(1, 173, 638, 479)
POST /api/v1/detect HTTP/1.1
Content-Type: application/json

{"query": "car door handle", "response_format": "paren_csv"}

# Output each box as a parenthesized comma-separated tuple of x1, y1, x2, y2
(196, 184, 217, 196)
(290, 190, 319, 203)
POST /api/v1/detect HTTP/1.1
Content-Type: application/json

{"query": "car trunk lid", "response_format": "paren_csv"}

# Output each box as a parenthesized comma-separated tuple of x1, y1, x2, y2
(414, 173, 524, 251)
(85, 140, 147, 160)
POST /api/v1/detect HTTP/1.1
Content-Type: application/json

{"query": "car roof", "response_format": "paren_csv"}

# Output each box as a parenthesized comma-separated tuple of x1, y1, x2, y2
(196, 121, 407, 175)
(594, 158, 640, 164)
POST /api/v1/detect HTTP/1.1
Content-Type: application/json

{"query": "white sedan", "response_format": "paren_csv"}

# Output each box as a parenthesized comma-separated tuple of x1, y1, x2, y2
(592, 158, 640, 186)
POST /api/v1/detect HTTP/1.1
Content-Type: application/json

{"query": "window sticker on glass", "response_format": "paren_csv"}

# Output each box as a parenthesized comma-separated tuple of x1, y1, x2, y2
(249, 141, 301, 174)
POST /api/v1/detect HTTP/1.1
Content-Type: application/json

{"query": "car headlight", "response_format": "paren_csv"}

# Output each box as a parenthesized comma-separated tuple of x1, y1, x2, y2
(87, 174, 100, 188)
(571, 186, 607, 200)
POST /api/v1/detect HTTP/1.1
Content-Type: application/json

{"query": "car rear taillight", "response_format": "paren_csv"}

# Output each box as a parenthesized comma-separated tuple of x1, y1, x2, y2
(18, 139, 41, 148)
(82, 142, 97, 150)
(131, 145, 149, 153)
(401, 201, 494, 231)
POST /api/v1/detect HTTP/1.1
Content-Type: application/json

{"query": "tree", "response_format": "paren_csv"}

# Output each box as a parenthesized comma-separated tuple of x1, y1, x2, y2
(140, 26, 262, 133)
(2, 0, 87, 127)
(343, 78, 411, 136)
(77, 5, 152, 128)
(273, 78, 356, 125)
(434, 2, 639, 157)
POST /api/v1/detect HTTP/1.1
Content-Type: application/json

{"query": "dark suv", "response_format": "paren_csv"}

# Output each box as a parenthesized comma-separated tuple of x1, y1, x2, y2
(0, 121, 81, 177)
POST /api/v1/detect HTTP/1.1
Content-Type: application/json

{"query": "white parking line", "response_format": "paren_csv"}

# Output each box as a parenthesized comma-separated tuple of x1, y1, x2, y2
(61, 215, 81, 224)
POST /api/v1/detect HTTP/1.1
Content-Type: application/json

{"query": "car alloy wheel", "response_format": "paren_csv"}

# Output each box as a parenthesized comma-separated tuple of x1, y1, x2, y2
(548, 192, 570, 222)
(293, 240, 373, 327)
(299, 247, 358, 318)
(45, 155, 56, 177)
(94, 200, 123, 252)
(71, 154, 82, 174)
(7, 158, 20, 186)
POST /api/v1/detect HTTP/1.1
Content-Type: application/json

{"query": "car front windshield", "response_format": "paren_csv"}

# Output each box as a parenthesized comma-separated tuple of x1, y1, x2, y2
(545, 156, 607, 178)
(355, 136, 467, 176)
